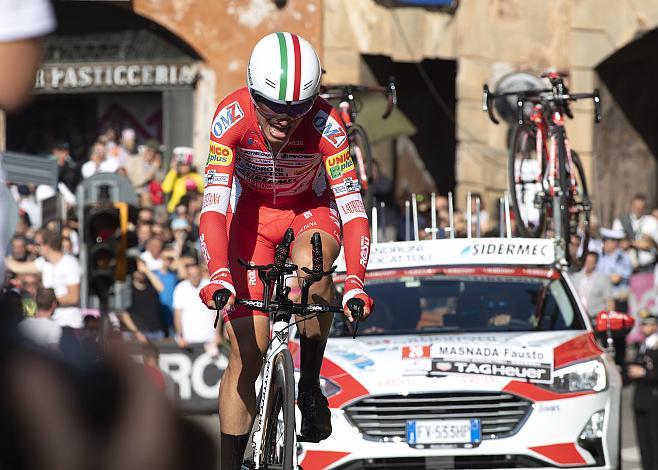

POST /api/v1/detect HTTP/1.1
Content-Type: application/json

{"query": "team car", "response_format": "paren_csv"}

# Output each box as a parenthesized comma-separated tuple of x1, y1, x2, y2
(295, 237, 628, 469)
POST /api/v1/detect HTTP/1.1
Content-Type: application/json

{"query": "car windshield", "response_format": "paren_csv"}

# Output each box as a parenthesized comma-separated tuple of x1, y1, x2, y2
(331, 275, 586, 337)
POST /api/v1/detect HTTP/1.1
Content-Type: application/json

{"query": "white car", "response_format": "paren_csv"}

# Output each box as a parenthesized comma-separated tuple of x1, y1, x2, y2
(297, 238, 628, 470)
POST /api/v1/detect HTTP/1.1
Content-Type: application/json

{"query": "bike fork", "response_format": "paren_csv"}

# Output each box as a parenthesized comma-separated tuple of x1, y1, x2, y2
(249, 321, 298, 470)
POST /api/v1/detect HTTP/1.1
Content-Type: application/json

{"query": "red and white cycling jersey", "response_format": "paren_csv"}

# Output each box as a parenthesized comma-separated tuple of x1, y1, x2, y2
(199, 87, 370, 305)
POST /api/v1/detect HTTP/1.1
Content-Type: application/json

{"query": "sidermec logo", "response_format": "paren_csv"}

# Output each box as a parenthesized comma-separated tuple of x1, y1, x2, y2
(211, 101, 244, 138)
(312, 109, 347, 148)
(459, 242, 550, 257)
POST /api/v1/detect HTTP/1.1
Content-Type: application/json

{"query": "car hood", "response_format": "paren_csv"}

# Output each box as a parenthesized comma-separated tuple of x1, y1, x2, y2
(319, 330, 601, 406)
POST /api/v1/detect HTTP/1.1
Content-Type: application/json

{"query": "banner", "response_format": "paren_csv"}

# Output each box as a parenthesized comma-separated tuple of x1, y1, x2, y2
(158, 342, 229, 414)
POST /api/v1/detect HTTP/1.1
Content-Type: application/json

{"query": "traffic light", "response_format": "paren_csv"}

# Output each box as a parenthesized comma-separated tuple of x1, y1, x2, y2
(85, 203, 121, 300)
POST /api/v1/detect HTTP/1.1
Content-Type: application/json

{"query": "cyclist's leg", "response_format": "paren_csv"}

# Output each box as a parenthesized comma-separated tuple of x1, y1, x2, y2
(289, 198, 342, 339)
(219, 201, 292, 467)
(289, 198, 341, 441)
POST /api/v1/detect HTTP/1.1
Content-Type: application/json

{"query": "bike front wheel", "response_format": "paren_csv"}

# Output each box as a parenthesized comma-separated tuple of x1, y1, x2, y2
(508, 123, 546, 237)
(260, 349, 295, 470)
(349, 124, 375, 216)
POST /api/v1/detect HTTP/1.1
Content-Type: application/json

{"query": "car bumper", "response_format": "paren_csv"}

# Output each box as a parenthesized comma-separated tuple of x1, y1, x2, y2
(299, 390, 621, 469)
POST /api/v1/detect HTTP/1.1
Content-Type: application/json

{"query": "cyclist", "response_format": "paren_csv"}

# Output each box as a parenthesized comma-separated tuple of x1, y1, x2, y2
(198, 32, 374, 468)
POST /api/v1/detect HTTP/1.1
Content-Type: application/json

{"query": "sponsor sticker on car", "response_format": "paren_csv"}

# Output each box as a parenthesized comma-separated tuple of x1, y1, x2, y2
(428, 342, 553, 383)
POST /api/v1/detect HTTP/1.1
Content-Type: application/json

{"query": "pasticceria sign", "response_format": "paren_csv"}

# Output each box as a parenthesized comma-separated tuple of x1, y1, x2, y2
(34, 62, 198, 92)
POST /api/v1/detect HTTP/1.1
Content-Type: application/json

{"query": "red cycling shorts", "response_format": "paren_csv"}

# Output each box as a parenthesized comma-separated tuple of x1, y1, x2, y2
(224, 192, 341, 322)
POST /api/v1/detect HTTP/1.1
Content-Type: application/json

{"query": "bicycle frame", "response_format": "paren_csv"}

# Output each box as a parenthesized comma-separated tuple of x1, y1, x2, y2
(251, 311, 296, 469)
(528, 105, 578, 202)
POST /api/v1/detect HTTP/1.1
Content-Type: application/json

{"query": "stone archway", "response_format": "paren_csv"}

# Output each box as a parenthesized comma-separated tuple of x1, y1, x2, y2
(592, 26, 658, 224)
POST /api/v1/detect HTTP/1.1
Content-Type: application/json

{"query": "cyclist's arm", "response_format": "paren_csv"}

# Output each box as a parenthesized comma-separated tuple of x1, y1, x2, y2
(198, 95, 245, 302)
(319, 107, 371, 307)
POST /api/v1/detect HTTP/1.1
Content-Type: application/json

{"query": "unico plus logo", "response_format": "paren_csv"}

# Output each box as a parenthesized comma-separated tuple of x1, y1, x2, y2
(312, 109, 347, 148)
(211, 101, 244, 138)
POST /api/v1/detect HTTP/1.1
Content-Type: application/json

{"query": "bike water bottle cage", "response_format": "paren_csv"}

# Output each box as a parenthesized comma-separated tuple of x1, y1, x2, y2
(251, 90, 315, 119)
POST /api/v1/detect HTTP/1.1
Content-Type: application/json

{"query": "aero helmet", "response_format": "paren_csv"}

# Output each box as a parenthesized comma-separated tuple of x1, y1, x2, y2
(247, 32, 322, 105)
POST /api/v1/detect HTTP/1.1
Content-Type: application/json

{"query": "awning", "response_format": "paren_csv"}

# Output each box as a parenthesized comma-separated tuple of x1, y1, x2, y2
(328, 91, 417, 145)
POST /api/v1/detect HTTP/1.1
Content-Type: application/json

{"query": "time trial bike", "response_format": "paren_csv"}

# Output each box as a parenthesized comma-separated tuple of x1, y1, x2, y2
(213, 228, 364, 469)
(483, 71, 601, 267)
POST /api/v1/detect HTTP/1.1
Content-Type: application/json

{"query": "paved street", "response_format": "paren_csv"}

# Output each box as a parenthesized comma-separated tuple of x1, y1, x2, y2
(191, 384, 644, 469)
(621, 385, 642, 470)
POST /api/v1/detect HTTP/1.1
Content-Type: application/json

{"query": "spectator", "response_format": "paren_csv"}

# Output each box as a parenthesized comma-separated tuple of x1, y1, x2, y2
(124, 138, 163, 193)
(36, 230, 82, 328)
(154, 250, 179, 336)
(161, 146, 203, 213)
(105, 141, 127, 172)
(52, 142, 79, 193)
(598, 228, 632, 312)
(138, 207, 155, 225)
(17, 272, 39, 317)
(171, 217, 197, 259)
(10, 235, 29, 262)
(629, 309, 658, 470)
(136, 222, 153, 252)
(172, 263, 218, 347)
(81, 140, 109, 179)
(18, 287, 61, 349)
(61, 223, 80, 256)
(5, 230, 82, 328)
(119, 259, 165, 342)
(120, 128, 137, 157)
(586, 214, 603, 255)
(598, 228, 633, 379)
(613, 194, 658, 272)
(572, 251, 614, 317)
(140, 236, 164, 271)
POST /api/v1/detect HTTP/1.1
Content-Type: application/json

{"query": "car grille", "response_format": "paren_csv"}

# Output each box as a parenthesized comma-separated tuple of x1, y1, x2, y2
(343, 392, 532, 441)
(333, 455, 547, 469)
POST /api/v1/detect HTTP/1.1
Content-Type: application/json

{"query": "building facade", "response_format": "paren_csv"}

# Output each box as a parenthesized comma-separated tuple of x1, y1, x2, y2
(2, 0, 658, 225)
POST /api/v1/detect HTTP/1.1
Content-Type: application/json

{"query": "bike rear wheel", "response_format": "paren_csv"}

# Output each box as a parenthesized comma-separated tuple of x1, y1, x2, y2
(508, 123, 546, 237)
(349, 124, 375, 216)
(261, 349, 295, 470)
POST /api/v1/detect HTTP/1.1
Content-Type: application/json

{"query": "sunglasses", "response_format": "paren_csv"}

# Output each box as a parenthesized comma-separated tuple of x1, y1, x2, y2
(251, 91, 315, 119)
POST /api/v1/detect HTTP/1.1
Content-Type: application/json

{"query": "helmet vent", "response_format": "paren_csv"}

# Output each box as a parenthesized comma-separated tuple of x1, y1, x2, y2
(303, 80, 314, 90)
(265, 78, 276, 88)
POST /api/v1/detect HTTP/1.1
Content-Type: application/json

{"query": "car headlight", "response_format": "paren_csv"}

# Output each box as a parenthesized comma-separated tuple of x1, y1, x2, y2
(319, 377, 342, 398)
(294, 372, 342, 398)
(549, 359, 607, 393)
(580, 410, 605, 440)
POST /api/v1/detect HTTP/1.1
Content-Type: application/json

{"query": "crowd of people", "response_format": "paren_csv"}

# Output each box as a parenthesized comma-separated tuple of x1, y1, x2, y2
(3, 128, 221, 357)
(7, 135, 658, 350)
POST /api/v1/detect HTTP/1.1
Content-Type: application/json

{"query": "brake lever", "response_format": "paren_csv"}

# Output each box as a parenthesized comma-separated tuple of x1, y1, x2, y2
(212, 288, 232, 329)
(346, 298, 365, 339)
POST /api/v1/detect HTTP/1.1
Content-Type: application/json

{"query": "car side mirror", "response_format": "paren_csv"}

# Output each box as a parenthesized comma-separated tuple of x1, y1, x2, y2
(595, 310, 635, 335)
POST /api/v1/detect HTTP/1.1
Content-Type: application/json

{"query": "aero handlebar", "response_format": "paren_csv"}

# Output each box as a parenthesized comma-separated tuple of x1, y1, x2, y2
(320, 76, 398, 120)
(482, 84, 602, 125)
(212, 228, 364, 337)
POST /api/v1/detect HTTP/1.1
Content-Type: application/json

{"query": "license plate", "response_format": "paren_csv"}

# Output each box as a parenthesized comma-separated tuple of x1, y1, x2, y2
(406, 419, 481, 445)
